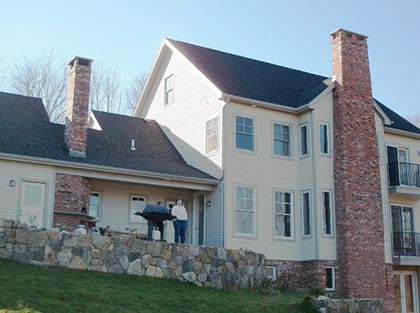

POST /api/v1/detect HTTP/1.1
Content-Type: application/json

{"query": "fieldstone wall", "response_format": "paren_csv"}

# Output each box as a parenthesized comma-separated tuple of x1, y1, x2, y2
(0, 219, 266, 289)
(312, 297, 382, 313)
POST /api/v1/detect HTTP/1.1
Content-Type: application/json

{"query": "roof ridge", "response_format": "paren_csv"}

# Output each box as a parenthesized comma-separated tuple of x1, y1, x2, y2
(0, 91, 43, 101)
(167, 38, 328, 79)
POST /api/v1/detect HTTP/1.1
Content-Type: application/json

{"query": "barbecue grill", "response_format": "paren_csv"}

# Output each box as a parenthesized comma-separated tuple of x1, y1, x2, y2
(134, 204, 176, 241)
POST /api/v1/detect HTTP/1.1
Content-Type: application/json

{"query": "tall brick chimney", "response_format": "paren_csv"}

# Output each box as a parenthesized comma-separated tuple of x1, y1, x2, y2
(331, 29, 394, 311)
(65, 56, 93, 158)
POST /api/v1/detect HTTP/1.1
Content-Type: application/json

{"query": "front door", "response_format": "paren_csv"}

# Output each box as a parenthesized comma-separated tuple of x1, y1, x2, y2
(394, 272, 419, 313)
(19, 181, 46, 228)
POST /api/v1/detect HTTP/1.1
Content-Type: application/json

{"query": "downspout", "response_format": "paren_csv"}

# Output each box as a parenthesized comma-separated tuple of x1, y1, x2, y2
(219, 95, 229, 248)
(310, 109, 320, 260)
(218, 175, 224, 247)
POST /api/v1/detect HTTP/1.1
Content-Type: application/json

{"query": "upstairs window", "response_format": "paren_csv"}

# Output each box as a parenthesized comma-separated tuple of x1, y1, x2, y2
(164, 74, 174, 105)
(235, 116, 254, 151)
(299, 124, 308, 157)
(273, 123, 291, 157)
(206, 117, 219, 154)
(320, 123, 329, 155)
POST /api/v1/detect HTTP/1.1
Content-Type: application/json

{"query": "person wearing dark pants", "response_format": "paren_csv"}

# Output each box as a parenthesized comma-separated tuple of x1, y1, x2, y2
(172, 199, 188, 243)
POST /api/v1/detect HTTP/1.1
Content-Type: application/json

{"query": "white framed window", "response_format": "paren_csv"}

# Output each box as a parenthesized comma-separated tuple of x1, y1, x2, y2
(322, 191, 333, 236)
(266, 266, 277, 281)
(235, 115, 254, 151)
(235, 185, 255, 236)
(273, 123, 291, 157)
(325, 267, 335, 291)
(164, 74, 174, 105)
(273, 190, 293, 238)
(299, 124, 309, 157)
(89, 192, 101, 220)
(130, 195, 147, 224)
(19, 181, 46, 228)
(206, 116, 219, 154)
(301, 191, 311, 237)
(319, 123, 329, 155)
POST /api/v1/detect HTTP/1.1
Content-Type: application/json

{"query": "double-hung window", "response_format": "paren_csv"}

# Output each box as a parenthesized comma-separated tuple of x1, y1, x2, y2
(274, 191, 293, 238)
(320, 123, 329, 155)
(89, 192, 101, 219)
(235, 185, 255, 235)
(235, 116, 254, 151)
(273, 123, 291, 157)
(164, 74, 174, 105)
(130, 195, 147, 223)
(206, 117, 219, 154)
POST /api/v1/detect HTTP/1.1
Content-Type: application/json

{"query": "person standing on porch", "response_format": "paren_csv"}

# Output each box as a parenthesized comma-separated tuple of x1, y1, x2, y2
(172, 199, 188, 243)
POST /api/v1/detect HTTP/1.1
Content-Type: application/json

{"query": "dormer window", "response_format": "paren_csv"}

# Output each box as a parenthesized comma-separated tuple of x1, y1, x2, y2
(164, 74, 174, 105)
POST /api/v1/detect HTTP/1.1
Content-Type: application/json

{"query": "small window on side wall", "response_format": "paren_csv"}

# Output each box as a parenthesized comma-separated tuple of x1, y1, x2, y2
(164, 74, 174, 105)
(206, 117, 219, 154)
(325, 267, 335, 290)
(320, 123, 329, 155)
(89, 192, 101, 219)
(266, 266, 277, 281)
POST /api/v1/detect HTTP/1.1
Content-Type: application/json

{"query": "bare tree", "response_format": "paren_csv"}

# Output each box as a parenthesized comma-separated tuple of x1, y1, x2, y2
(89, 62, 123, 114)
(125, 73, 148, 115)
(7, 52, 67, 123)
(407, 113, 420, 128)
(0, 59, 5, 90)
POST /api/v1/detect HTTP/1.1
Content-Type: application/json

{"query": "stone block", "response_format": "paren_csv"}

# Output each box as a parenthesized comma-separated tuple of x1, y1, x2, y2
(68, 256, 88, 270)
(57, 249, 72, 267)
(127, 259, 145, 276)
(145, 265, 163, 278)
(119, 255, 129, 271)
(92, 235, 111, 251)
(14, 244, 27, 254)
(109, 264, 124, 274)
(182, 271, 197, 282)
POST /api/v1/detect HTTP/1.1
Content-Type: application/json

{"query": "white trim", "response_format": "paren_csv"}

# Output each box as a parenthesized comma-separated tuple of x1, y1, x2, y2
(385, 127, 420, 139)
(233, 183, 256, 238)
(164, 73, 174, 106)
(0, 152, 218, 186)
(87, 111, 103, 131)
(372, 100, 392, 126)
(393, 271, 419, 313)
(265, 265, 277, 281)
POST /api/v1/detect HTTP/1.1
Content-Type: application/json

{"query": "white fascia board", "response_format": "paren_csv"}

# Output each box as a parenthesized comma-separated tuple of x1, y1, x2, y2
(306, 78, 334, 110)
(222, 93, 308, 114)
(163, 38, 223, 99)
(87, 111, 102, 131)
(0, 152, 218, 187)
(372, 100, 392, 126)
(384, 127, 420, 140)
(133, 41, 168, 118)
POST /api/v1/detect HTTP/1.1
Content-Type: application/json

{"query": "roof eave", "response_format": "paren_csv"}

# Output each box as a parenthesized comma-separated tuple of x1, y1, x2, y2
(0, 152, 218, 186)
(384, 127, 420, 139)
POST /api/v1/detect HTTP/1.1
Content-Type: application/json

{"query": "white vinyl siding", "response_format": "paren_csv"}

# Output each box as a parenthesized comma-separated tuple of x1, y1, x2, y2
(301, 191, 311, 237)
(130, 195, 147, 224)
(234, 185, 255, 236)
(299, 124, 309, 157)
(235, 116, 254, 151)
(273, 123, 291, 157)
(164, 74, 174, 105)
(273, 190, 293, 238)
(320, 123, 329, 155)
(206, 116, 219, 154)
(89, 192, 101, 220)
(322, 191, 333, 236)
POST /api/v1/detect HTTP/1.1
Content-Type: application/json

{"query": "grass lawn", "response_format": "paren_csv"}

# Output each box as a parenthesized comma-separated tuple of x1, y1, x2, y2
(0, 259, 315, 313)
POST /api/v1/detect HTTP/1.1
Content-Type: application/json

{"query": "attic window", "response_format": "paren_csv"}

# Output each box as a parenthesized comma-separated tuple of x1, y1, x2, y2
(164, 74, 174, 105)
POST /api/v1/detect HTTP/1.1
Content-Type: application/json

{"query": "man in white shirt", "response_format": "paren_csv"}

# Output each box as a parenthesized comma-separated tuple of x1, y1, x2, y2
(172, 199, 188, 243)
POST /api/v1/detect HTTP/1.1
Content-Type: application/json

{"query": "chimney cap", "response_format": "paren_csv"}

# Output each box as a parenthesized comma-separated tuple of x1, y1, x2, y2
(68, 56, 94, 67)
(330, 28, 368, 40)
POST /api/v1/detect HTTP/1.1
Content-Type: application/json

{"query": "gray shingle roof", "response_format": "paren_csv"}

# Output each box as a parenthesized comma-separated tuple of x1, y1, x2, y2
(168, 39, 329, 108)
(0, 92, 215, 181)
(376, 99, 420, 135)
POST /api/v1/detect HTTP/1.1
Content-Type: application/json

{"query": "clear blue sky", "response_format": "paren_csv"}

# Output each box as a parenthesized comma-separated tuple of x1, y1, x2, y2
(1, 0, 419, 117)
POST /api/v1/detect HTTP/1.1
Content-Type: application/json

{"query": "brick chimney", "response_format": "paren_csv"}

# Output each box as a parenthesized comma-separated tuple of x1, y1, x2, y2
(65, 56, 93, 158)
(331, 29, 394, 310)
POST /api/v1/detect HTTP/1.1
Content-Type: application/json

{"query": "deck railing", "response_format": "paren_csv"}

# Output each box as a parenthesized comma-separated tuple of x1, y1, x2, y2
(392, 232, 420, 257)
(388, 162, 420, 188)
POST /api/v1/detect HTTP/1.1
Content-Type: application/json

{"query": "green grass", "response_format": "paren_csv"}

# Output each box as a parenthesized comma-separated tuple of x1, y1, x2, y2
(0, 259, 315, 313)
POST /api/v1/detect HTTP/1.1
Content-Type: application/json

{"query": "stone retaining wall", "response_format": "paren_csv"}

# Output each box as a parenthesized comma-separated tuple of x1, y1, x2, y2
(0, 219, 266, 289)
(312, 297, 382, 313)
